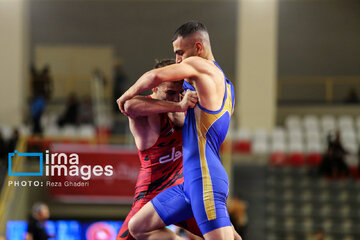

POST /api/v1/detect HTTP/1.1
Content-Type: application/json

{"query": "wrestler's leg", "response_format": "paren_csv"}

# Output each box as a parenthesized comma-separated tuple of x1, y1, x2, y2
(203, 226, 234, 240)
(128, 202, 182, 240)
(129, 184, 193, 240)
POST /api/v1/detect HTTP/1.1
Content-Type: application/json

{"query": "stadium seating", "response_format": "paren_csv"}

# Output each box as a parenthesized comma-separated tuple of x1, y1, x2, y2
(266, 166, 360, 240)
(234, 114, 360, 168)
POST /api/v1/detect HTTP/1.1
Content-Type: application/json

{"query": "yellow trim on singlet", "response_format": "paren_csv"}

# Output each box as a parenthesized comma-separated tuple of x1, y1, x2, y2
(195, 82, 233, 221)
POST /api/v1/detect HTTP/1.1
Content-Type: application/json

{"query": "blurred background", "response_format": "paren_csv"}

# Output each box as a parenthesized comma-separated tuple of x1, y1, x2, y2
(0, 0, 360, 239)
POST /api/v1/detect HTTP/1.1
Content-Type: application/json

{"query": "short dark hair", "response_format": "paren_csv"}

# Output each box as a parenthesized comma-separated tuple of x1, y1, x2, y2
(172, 21, 208, 42)
(154, 59, 176, 69)
(153, 59, 183, 87)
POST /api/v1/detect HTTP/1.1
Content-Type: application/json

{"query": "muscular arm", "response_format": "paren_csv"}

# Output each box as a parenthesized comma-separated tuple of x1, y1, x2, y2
(123, 96, 183, 118)
(118, 57, 223, 113)
(123, 62, 197, 102)
(121, 96, 183, 150)
(119, 90, 198, 119)
(120, 91, 197, 150)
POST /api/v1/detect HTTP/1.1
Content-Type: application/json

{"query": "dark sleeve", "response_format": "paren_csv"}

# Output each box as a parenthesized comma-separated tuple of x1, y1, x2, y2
(27, 219, 35, 234)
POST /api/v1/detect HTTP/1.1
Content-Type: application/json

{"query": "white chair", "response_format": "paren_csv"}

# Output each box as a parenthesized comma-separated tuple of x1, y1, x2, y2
(289, 140, 304, 153)
(285, 115, 301, 130)
(340, 130, 357, 145)
(62, 125, 78, 137)
(306, 140, 323, 153)
(271, 127, 286, 142)
(1, 125, 13, 140)
(44, 125, 59, 137)
(253, 128, 268, 142)
(338, 115, 354, 131)
(253, 140, 269, 154)
(79, 125, 96, 138)
(321, 115, 336, 134)
(233, 128, 251, 141)
(305, 130, 321, 143)
(271, 140, 287, 153)
(288, 129, 303, 142)
(303, 115, 320, 131)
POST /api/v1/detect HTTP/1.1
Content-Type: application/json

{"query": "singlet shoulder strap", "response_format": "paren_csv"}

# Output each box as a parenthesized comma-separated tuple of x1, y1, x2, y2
(197, 61, 228, 114)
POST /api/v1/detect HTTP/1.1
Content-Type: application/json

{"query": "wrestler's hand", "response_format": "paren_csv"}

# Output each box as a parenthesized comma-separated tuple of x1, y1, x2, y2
(116, 92, 133, 116)
(179, 90, 198, 111)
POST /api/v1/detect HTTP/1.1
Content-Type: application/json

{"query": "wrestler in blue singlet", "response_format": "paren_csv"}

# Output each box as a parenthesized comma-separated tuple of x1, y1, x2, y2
(151, 61, 235, 234)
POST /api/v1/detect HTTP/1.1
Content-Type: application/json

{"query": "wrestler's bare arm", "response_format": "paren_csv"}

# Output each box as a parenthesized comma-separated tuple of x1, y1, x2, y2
(117, 57, 224, 113)
(118, 91, 197, 150)
(120, 93, 196, 118)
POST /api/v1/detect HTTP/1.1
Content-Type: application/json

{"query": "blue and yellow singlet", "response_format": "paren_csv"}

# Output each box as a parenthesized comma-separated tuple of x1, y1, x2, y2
(182, 61, 235, 232)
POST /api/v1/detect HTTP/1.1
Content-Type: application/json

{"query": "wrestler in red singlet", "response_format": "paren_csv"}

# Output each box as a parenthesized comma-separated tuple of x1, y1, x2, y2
(116, 59, 200, 240)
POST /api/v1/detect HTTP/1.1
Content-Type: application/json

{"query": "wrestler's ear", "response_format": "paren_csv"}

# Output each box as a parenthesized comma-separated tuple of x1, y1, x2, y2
(194, 42, 203, 56)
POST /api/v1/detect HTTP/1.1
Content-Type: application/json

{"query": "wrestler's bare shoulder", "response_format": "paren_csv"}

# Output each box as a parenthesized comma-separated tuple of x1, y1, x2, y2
(182, 56, 218, 74)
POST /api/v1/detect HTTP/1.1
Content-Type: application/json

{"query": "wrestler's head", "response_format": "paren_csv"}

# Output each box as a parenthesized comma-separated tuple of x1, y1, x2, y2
(32, 202, 50, 222)
(152, 59, 184, 102)
(172, 21, 212, 63)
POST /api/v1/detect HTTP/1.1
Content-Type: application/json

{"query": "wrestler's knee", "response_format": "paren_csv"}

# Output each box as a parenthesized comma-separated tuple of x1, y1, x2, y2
(128, 215, 143, 238)
(234, 232, 242, 240)
(204, 226, 234, 240)
(232, 226, 242, 240)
